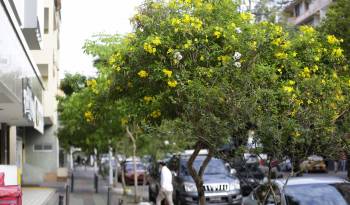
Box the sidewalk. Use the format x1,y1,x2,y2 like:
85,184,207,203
22,187,56,205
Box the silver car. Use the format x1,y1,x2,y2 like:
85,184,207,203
243,176,350,205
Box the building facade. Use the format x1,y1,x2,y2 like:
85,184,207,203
283,0,332,26
0,0,61,185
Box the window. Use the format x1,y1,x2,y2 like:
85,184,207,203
294,3,301,17
33,144,53,152
44,8,49,34
305,1,310,11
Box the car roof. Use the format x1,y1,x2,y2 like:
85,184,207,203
274,176,348,188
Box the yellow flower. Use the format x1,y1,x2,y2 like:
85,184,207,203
144,42,156,54
299,67,311,78
183,14,191,24
287,80,295,85
332,48,344,58
138,70,149,78
291,51,297,57
217,55,231,64
327,35,339,45
167,80,178,88
183,40,193,49
84,111,94,123
205,3,213,11
151,36,161,46
87,79,97,88
143,96,154,103
121,117,128,126
150,110,161,118
240,12,253,21
275,52,288,59
274,25,283,35
171,18,181,26
272,38,282,46
213,31,222,39
162,69,173,78
293,131,301,138
299,25,315,34
282,86,294,93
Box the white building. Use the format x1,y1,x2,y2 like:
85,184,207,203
283,0,332,26
0,0,62,185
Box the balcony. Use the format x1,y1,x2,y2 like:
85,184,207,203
22,0,44,50
284,0,332,26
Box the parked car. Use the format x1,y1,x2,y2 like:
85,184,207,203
300,155,327,173
235,163,265,197
243,176,350,205
149,150,242,205
123,161,147,185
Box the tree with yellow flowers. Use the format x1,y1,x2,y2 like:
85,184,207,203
80,0,350,204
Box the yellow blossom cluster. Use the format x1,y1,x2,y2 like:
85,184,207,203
150,110,161,118
167,80,178,88
282,86,294,93
171,15,203,32
331,47,344,58
240,12,253,21
121,117,128,126
138,70,149,78
327,35,342,45
217,55,231,65
213,27,223,39
84,111,94,123
183,40,193,49
162,69,172,78
275,52,288,59
143,96,155,104
299,67,311,78
143,36,161,54
87,79,97,88
299,25,315,34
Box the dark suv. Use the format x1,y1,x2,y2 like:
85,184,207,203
149,153,242,205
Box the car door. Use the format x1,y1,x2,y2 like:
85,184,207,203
244,184,282,205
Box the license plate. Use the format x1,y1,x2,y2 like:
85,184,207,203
210,197,222,202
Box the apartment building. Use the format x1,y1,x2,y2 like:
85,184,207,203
283,0,332,26
0,0,61,184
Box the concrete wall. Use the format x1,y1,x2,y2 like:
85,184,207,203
23,125,59,184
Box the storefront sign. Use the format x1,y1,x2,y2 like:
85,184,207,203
34,96,44,134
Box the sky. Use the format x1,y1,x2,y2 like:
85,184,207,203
60,0,144,77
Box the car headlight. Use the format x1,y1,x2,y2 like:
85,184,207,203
229,180,240,190
184,182,197,192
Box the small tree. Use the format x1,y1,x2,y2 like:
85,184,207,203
83,0,350,204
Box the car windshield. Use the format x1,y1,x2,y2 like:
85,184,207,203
180,157,228,176
125,163,145,171
285,183,350,205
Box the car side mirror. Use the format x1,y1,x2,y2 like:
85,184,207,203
171,171,177,177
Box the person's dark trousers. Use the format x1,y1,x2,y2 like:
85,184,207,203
347,154,350,179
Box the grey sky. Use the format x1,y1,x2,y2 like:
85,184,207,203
60,0,143,77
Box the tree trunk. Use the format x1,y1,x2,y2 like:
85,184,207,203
126,126,139,202
187,142,213,205
121,165,127,195
114,153,119,187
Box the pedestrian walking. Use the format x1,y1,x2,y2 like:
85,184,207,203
156,161,174,205
340,151,347,172
334,158,339,174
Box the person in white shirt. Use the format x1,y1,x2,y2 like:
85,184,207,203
156,161,174,205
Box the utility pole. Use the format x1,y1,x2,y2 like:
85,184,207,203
109,146,113,186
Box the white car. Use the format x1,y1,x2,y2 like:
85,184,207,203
243,176,350,205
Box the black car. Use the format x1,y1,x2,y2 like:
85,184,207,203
149,152,242,205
